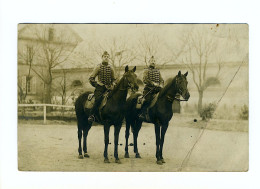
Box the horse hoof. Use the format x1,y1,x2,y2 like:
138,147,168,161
115,159,121,164
124,153,130,158
156,160,163,165
161,158,166,163
135,153,141,158
104,158,110,163
78,155,84,159
84,153,90,158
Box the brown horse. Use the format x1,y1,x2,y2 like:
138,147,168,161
124,71,190,164
75,65,139,163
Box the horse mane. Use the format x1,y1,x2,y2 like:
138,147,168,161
158,76,177,99
109,73,126,96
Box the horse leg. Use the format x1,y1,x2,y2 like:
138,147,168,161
124,121,130,158
103,124,111,163
114,123,122,163
83,126,91,158
78,128,83,159
134,121,142,158
160,123,169,163
154,124,162,165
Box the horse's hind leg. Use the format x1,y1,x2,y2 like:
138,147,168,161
133,121,142,158
103,124,111,163
83,125,91,158
78,127,83,159
124,121,130,158
114,123,122,163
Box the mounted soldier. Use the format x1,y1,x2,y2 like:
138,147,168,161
88,51,116,122
139,56,164,120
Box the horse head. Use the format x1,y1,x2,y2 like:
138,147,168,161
122,65,139,92
175,71,190,100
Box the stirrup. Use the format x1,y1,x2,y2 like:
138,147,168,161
138,113,146,120
88,115,95,122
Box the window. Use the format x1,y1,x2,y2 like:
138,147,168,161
27,78,31,93
21,76,36,94
72,80,83,88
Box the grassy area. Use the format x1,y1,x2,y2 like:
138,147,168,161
18,113,248,133
173,114,248,132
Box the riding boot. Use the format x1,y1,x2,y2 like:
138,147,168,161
139,100,150,120
88,97,102,122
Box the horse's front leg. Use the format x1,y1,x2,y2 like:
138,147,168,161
124,121,131,158
154,124,162,165
83,125,91,158
114,123,122,163
160,122,169,163
103,124,111,163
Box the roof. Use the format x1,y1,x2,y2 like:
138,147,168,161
18,24,83,43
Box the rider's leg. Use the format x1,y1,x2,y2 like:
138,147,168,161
88,85,106,122
139,88,153,119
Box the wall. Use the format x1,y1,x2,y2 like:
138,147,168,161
51,61,249,108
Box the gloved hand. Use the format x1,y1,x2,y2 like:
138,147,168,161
106,83,115,90
90,81,98,87
154,84,162,92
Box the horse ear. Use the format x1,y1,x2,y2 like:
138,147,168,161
178,71,181,77
132,66,136,72
125,65,129,73
184,71,188,77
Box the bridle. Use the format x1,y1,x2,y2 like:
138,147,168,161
167,76,188,102
120,73,136,92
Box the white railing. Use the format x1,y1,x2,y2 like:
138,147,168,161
18,104,75,124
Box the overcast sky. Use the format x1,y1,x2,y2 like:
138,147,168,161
68,24,248,65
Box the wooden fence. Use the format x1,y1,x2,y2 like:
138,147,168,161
18,104,75,124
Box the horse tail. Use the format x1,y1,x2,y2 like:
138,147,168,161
75,91,92,119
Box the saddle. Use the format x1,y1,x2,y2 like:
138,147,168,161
136,93,159,109
84,92,109,111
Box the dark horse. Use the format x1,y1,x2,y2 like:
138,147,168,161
124,71,190,164
75,65,139,163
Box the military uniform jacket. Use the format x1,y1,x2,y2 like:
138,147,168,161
89,62,116,87
143,67,164,88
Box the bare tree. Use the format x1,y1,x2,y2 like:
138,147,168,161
88,37,138,78
180,29,222,114
53,69,82,105
137,32,185,68
30,25,79,104
18,41,38,103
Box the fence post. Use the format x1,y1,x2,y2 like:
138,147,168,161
43,105,46,124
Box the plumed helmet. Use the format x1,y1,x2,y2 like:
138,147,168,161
102,51,110,57
149,56,156,66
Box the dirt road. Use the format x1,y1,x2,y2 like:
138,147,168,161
18,117,248,172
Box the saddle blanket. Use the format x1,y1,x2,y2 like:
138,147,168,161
136,93,159,109
84,92,108,110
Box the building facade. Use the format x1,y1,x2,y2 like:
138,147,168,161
18,24,83,103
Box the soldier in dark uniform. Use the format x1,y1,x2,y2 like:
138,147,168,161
139,56,164,120
88,51,116,122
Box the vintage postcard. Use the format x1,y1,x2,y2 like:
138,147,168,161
17,24,248,172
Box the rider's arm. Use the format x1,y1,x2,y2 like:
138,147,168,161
110,65,117,83
89,65,99,87
159,72,164,86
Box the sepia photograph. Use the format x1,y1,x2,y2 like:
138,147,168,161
17,23,248,172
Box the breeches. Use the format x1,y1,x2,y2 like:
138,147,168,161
92,85,107,114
